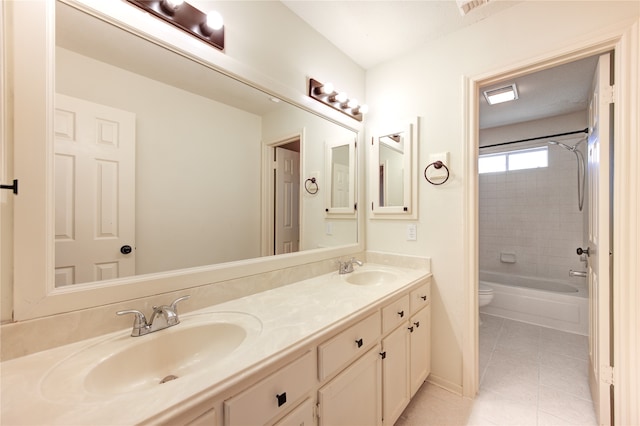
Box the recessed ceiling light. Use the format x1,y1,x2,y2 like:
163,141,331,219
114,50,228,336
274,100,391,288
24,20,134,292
483,83,519,105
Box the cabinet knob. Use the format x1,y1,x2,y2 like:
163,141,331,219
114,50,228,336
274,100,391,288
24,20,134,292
398,310,405,318
379,351,387,360
276,392,287,407
414,321,420,328
420,295,427,301
355,338,364,348
408,326,414,333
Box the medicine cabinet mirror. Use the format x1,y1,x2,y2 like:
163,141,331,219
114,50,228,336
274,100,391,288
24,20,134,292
370,118,418,219
325,138,356,215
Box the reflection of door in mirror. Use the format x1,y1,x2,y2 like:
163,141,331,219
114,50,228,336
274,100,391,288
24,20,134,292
378,136,405,207
274,145,300,254
331,144,350,208
54,94,136,286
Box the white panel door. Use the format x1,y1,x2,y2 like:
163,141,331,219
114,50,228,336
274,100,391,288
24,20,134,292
54,94,136,285
275,147,300,255
587,53,612,425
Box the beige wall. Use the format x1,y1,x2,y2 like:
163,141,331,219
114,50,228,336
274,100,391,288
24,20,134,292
365,1,640,392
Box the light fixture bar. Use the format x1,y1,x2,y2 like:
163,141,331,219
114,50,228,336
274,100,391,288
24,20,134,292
126,0,224,51
308,79,366,122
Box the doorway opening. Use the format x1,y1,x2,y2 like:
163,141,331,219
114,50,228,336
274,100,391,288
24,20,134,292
264,136,302,256
471,51,615,425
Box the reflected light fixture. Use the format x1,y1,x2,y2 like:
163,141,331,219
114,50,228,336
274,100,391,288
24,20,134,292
483,83,519,105
126,0,224,51
309,78,367,122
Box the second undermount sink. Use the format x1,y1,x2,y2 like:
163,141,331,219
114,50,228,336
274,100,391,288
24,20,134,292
344,270,398,286
40,311,262,402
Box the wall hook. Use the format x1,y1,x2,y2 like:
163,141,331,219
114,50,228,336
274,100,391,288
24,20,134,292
0,179,18,194
424,161,449,185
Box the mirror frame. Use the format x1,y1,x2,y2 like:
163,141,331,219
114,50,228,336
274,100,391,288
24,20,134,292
370,118,418,219
11,0,363,321
325,137,357,215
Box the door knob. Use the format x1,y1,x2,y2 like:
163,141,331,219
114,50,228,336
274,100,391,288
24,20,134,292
120,245,133,255
576,247,590,256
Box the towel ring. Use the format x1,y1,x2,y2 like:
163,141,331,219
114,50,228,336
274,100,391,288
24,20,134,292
305,177,319,194
424,161,450,185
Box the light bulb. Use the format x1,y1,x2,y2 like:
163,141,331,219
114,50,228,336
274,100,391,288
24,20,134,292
335,92,348,103
347,99,358,109
321,82,334,95
160,0,184,14
205,10,224,31
359,104,369,114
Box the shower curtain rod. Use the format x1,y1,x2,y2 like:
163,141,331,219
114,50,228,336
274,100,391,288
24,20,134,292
479,128,588,150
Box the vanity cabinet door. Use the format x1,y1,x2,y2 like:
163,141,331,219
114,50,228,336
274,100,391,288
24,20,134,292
318,345,382,426
409,305,431,397
381,323,410,426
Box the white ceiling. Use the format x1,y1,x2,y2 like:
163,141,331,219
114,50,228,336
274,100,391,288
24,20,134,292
281,0,598,129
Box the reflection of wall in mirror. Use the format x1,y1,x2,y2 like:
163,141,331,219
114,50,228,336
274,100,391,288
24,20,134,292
261,106,358,251
56,48,262,276
331,145,350,208
379,144,404,207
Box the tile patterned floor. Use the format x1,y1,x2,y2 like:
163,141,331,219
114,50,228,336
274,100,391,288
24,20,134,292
395,314,597,426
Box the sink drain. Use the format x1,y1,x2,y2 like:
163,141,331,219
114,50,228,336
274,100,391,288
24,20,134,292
159,375,179,384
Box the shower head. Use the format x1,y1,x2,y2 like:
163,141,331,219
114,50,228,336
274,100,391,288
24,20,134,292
548,140,575,151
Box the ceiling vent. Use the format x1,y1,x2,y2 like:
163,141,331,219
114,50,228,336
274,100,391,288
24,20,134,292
456,0,490,16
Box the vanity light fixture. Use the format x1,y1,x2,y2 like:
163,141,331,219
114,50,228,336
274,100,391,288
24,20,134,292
309,78,367,122
483,83,519,105
126,0,224,51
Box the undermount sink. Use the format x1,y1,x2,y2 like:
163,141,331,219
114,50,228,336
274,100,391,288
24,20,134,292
40,311,262,402
344,270,398,286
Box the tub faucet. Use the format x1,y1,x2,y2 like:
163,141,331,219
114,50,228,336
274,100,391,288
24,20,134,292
117,295,190,337
338,258,363,274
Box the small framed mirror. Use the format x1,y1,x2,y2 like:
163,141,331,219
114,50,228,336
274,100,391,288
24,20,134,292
370,118,418,219
325,137,356,215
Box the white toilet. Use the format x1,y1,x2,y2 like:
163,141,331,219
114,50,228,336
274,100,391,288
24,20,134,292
478,285,494,325
478,284,494,308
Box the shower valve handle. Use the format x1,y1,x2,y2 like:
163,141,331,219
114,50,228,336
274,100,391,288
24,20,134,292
576,247,590,256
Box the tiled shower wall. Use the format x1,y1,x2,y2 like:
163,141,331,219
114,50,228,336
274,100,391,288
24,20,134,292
479,112,588,284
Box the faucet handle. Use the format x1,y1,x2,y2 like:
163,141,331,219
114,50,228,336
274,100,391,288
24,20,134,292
169,295,191,314
116,310,148,336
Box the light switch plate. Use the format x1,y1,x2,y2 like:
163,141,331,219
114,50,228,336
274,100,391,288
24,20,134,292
407,224,417,241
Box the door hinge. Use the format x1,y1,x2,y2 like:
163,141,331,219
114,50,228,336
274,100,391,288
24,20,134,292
605,84,615,104
315,402,320,419
371,136,374,145
601,365,614,385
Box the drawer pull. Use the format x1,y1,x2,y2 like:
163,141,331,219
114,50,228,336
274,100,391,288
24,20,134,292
408,326,414,333
276,392,287,407
379,351,386,359
414,321,420,328
398,310,405,318
355,338,364,348
420,295,427,301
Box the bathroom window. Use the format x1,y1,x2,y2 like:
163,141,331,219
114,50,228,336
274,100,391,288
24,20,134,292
479,147,548,174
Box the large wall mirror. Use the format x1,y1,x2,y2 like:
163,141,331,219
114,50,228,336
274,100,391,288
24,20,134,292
370,118,418,219
11,0,360,320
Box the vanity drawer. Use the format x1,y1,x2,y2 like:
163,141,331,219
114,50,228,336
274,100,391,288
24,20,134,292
318,311,381,381
410,281,431,314
224,351,315,426
382,295,410,334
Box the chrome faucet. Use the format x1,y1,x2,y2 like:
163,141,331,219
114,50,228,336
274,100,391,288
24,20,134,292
338,258,363,274
117,295,190,337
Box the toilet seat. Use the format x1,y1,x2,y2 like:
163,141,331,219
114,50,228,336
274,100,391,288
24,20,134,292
479,284,493,294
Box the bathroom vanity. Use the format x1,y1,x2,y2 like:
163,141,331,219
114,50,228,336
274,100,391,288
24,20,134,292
0,264,431,425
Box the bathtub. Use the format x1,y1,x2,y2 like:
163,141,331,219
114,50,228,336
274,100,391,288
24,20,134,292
479,270,588,335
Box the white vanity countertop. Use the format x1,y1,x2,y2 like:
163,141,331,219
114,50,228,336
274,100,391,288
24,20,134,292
0,264,430,425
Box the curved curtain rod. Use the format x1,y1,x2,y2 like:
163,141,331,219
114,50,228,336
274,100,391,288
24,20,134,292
479,128,588,150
